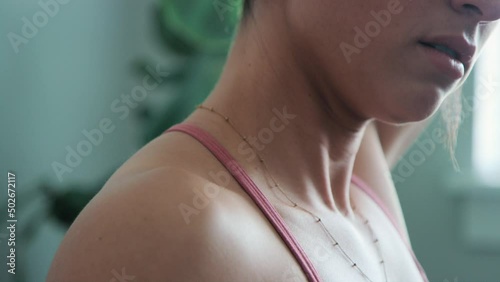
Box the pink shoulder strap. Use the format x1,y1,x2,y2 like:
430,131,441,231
165,123,322,282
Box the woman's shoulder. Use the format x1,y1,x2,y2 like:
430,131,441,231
48,133,288,281
44,167,202,279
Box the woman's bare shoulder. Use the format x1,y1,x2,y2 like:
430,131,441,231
47,165,245,281
47,130,291,282
43,167,197,279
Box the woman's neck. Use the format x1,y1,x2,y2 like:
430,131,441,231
198,13,371,215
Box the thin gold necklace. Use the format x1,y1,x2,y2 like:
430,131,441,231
197,104,388,282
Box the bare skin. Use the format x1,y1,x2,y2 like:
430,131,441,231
47,0,500,281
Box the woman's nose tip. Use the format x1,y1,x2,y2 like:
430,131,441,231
451,0,500,22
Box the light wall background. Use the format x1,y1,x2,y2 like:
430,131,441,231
1,1,160,281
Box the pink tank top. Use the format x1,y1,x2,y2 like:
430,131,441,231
164,123,429,282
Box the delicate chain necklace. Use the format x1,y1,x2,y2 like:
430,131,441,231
197,104,388,282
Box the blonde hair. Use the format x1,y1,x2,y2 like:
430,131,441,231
440,88,463,171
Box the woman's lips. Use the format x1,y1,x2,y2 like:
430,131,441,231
417,42,465,80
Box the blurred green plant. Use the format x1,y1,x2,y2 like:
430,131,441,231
138,0,244,142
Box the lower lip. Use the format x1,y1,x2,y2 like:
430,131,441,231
417,43,465,79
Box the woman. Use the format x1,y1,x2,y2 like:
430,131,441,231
47,0,500,281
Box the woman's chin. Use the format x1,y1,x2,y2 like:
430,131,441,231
380,101,441,124
387,89,447,123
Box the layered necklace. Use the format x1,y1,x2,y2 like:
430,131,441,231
197,104,388,282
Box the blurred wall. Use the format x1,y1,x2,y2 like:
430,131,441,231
1,0,159,281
